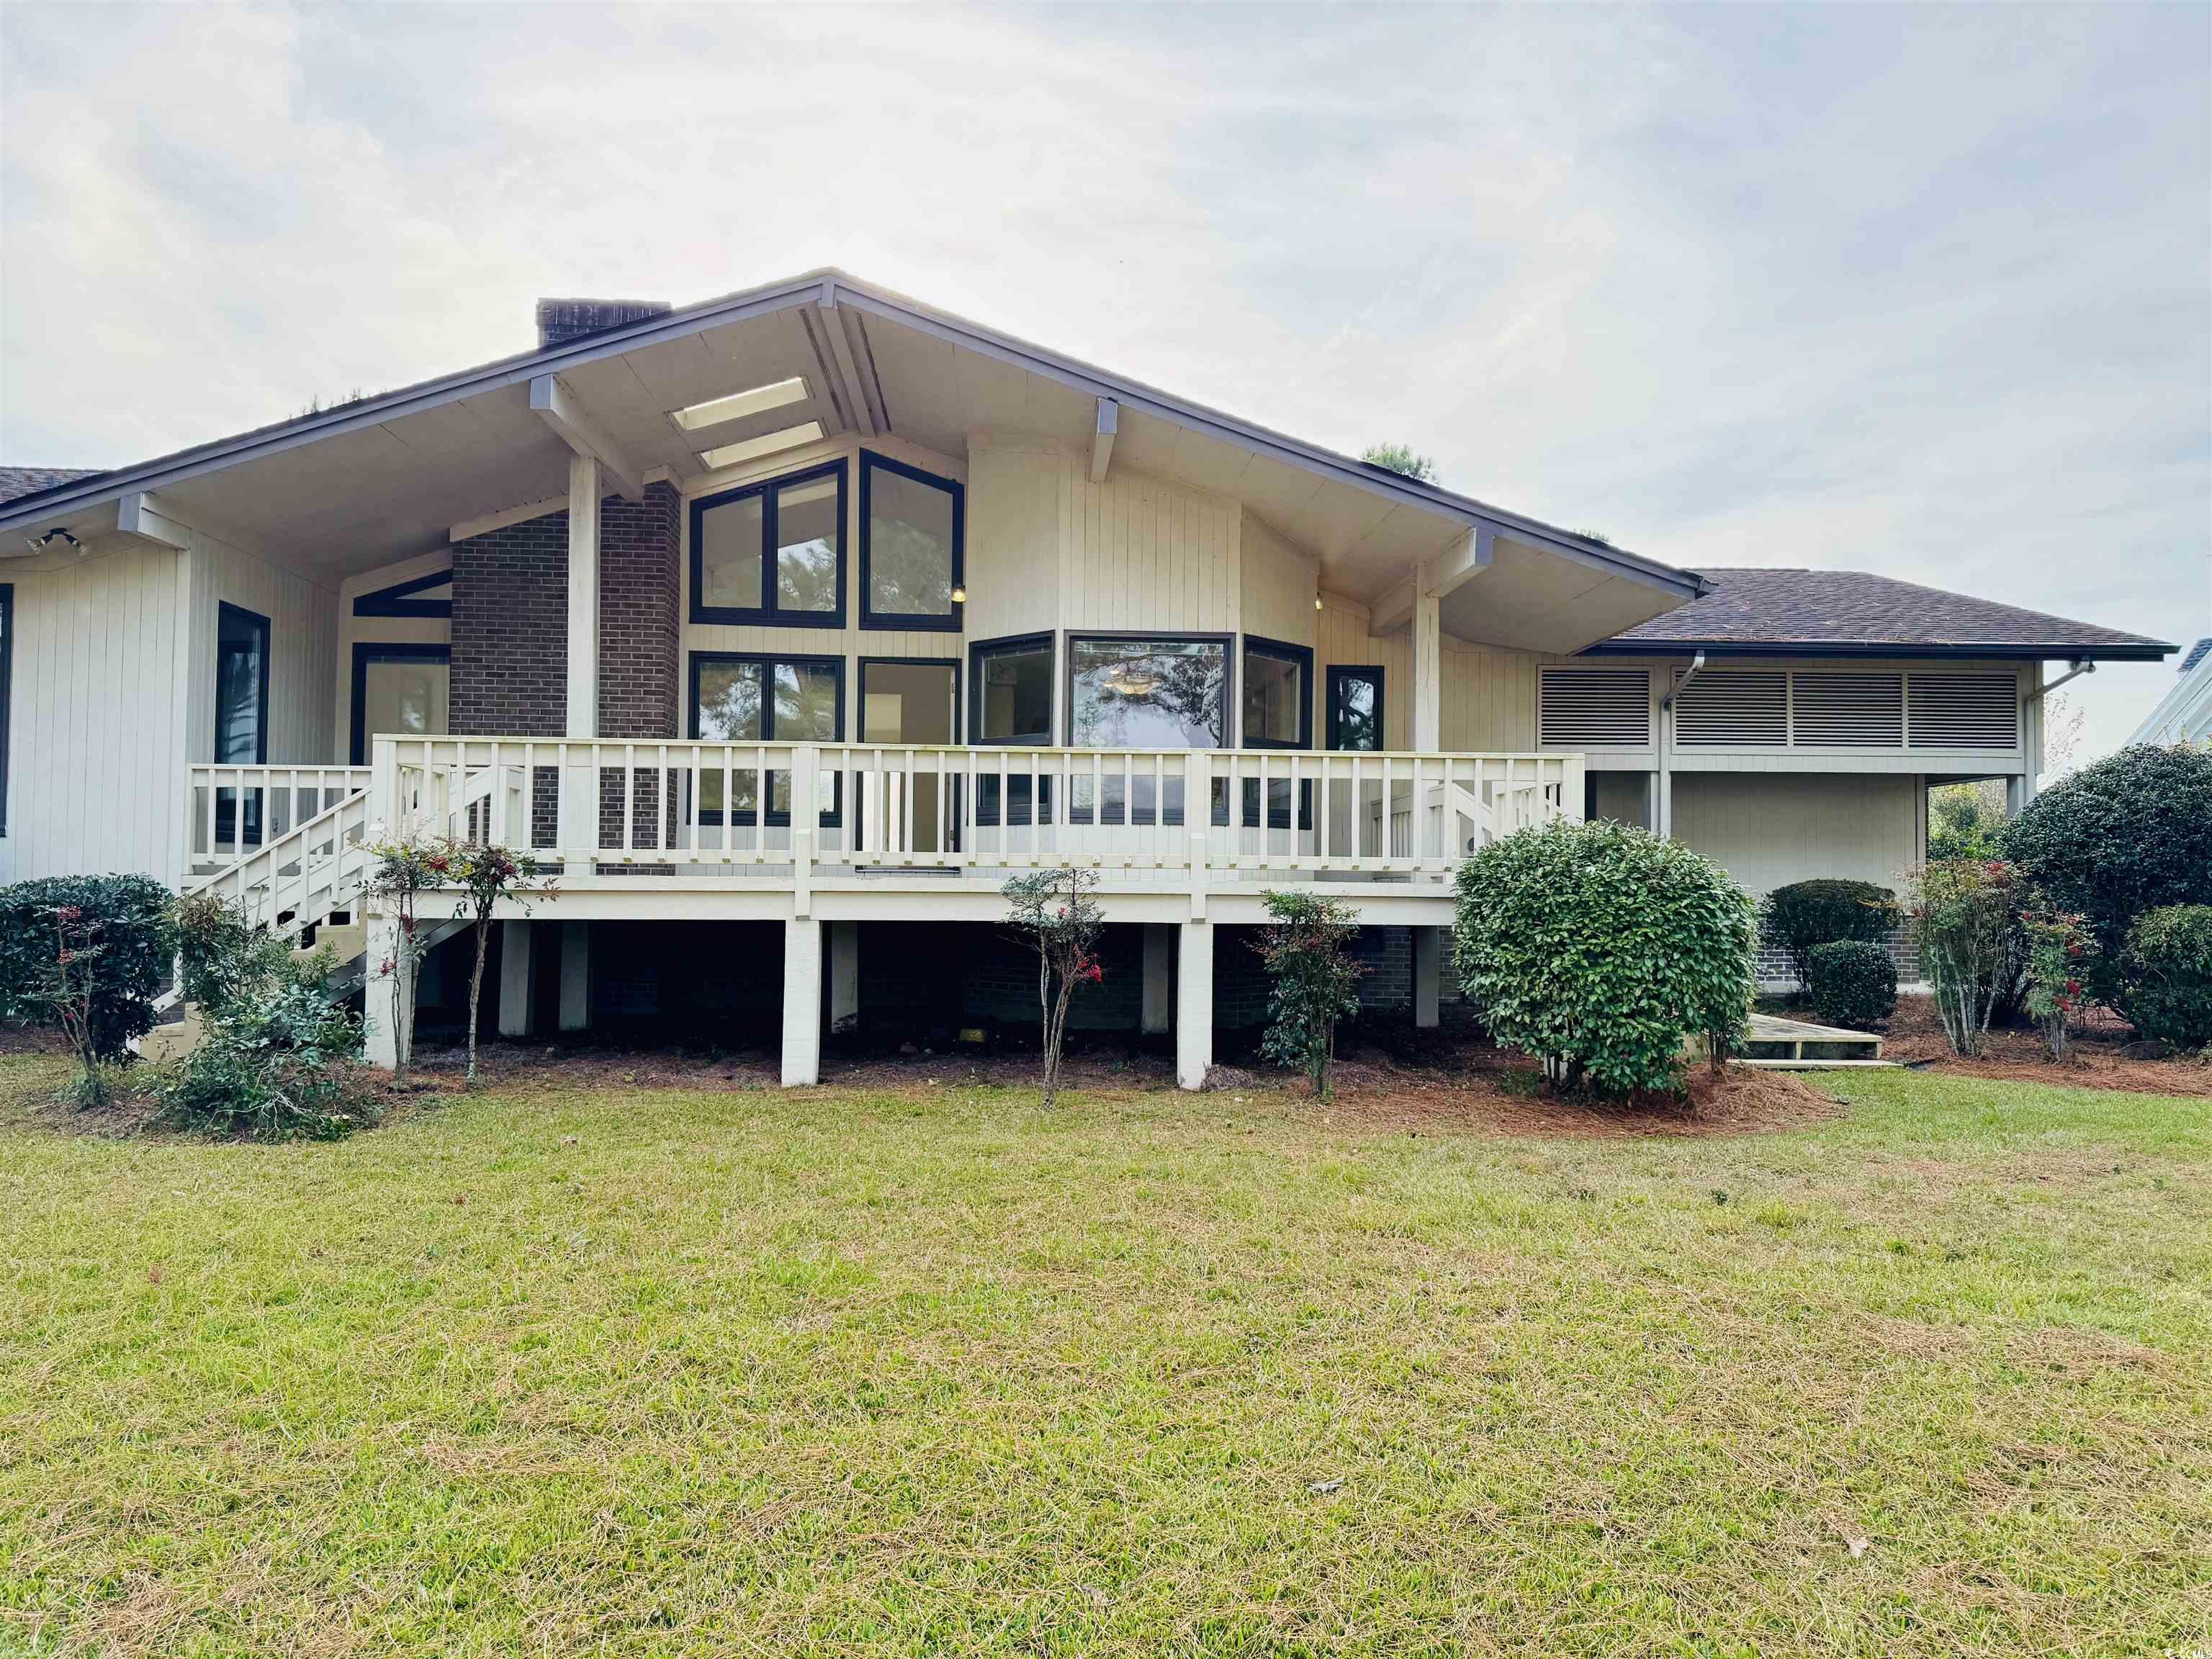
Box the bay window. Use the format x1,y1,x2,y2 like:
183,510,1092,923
689,461,846,626
688,652,843,824
860,451,963,630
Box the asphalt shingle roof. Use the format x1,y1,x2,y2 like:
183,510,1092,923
0,466,103,506
1595,567,2172,660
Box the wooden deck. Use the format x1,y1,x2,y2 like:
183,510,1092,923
1737,1013,1894,1069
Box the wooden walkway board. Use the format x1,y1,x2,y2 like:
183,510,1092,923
1737,1013,1892,1067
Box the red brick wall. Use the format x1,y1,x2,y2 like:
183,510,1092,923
451,510,567,737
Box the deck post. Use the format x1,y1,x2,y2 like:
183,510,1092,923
1175,920,1213,1089
782,915,824,1086
1412,585,1442,752
497,919,535,1038
364,907,399,1070
1141,924,1172,1035
557,920,590,1032
1413,927,1442,1029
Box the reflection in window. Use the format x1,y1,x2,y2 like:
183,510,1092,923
1242,638,1310,749
1068,636,1227,749
352,647,450,764
214,603,269,847
690,462,845,625
863,454,961,627
971,634,1053,743
1327,665,1384,752
690,654,842,822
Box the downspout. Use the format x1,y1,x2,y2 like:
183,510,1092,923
1655,650,1705,837
2020,658,2090,809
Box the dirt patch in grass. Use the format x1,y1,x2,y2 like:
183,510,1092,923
1876,995,2212,1097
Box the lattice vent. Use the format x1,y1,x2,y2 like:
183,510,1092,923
1539,667,1651,747
1792,673,1905,747
1673,670,1786,746
1909,673,2018,749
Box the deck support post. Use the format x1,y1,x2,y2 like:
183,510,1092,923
1412,586,1442,753
498,919,536,1038
1413,926,1442,1029
364,908,400,1071
783,916,823,1087
1175,920,1213,1089
558,920,590,1032
1141,924,1172,1035
828,920,860,1033
564,454,601,881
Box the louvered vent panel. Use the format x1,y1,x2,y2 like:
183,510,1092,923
1791,673,1904,747
1909,674,2019,749
1538,668,1650,747
1673,670,1787,746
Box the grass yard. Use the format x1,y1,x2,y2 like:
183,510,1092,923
0,1057,2206,1657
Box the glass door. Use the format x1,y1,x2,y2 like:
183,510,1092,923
352,645,451,765
214,603,270,845
859,659,958,857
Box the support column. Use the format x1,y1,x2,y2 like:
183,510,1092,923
827,920,860,1033
783,916,824,1087
1413,927,1441,1030
364,909,400,1070
497,919,536,1038
1412,585,1442,752
558,919,590,1032
1175,920,1213,1090
1141,924,1172,1035
565,454,601,878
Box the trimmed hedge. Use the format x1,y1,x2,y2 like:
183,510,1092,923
0,874,174,1059
2120,905,2212,1051
2002,744,2212,1003
1454,818,1756,1095
1763,878,1894,989
1806,940,1897,1031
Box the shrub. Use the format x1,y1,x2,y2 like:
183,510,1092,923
2019,904,2097,1061
1806,940,1897,1030
175,890,297,1009
1905,860,2019,1056
1763,878,1894,990
0,874,173,1059
1252,891,1366,1099
1453,819,1755,1095
2002,744,2212,1002
156,978,377,1141
1928,781,2006,862
1002,866,1105,1107
2119,905,2212,1051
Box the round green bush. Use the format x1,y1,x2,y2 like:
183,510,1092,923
2002,744,2212,1002
1453,818,1756,1094
2119,905,2212,1051
1763,878,1894,989
0,873,174,1059
1805,939,1898,1030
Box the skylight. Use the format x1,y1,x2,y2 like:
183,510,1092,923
670,377,810,431
697,421,827,470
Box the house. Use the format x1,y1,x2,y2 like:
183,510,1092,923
2130,637,2212,747
0,270,2175,1083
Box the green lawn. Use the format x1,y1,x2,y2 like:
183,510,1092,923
1,1058,2206,1658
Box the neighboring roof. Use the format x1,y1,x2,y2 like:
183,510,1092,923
2180,638,2212,675
0,267,1697,601
0,466,102,505
1585,567,2173,662
2131,637,2212,745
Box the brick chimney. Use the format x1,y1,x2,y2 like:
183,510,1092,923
536,297,673,350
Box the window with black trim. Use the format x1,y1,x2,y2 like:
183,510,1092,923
688,652,843,825
214,603,271,846
1066,634,1231,827
1326,665,1385,751
1242,637,1312,749
968,633,1054,824
860,451,963,630
351,644,450,765
689,460,846,626
0,584,12,837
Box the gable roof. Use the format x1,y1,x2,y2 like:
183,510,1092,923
0,466,102,506
1586,567,2172,662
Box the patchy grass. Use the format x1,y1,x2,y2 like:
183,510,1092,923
0,1056,2206,1657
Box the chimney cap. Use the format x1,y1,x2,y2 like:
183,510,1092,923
536,297,673,350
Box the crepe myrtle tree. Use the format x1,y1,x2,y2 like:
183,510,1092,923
448,841,557,1084
1002,866,1105,1108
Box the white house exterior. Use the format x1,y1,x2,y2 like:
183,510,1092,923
0,270,2175,1083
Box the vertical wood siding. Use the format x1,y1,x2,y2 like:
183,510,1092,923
1671,772,1923,895
184,529,338,770
1238,512,1318,649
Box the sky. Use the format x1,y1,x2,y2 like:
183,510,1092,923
2,2,2206,764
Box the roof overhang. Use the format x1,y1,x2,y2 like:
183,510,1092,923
1579,639,2176,663
0,268,1704,649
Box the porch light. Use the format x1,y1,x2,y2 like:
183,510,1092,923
950,585,967,604
670,377,809,431
697,420,826,470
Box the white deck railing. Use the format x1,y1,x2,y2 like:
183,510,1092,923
185,765,374,868
374,737,1583,883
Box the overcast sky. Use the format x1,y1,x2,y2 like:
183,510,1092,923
3,3,2206,762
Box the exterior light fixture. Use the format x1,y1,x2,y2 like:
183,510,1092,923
670,377,809,431
950,585,968,604
697,421,826,470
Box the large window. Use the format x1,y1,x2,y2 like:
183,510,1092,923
689,461,846,626
351,644,450,765
0,584,11,837
969,633,1054,745
1242,637,1312,749
860,451,963,631
213,603,271,846
1066,634,1229,749
1326,665,1384,751
688,652,843,824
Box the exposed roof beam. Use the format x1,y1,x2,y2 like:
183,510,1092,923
529,374,645,503
815,285,876,439
114,490,189,549
1370,525,1493,634
1089,397,1118,483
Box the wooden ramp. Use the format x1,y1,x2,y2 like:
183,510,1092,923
1736,1013,1894,1069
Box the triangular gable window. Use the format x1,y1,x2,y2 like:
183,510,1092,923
353,569,452,619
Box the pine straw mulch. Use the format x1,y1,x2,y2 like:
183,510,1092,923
1864,996,2212,1099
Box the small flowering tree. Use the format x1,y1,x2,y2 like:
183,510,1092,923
2020,904,2097,1063
447,840,556,1084
1905,859,2019,1057
361,832,445,1077
1253,890,1366,1099
38,904,109,1107
1002,866,1105,1108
